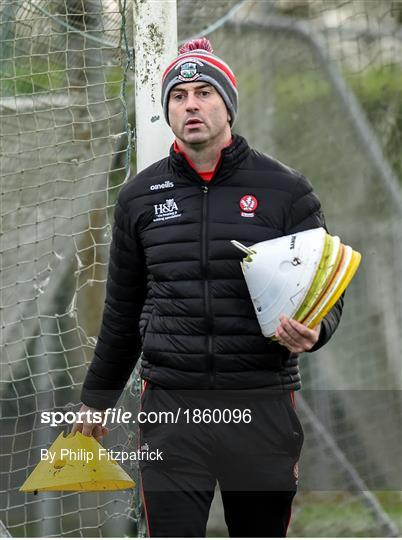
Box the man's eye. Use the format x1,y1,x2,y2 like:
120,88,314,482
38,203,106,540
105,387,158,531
200,91,210,97
172,94,183,100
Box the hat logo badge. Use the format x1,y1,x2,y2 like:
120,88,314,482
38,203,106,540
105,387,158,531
178,62,200,81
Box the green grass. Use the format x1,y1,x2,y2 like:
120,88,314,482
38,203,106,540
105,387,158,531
273,64,402,112
289,491,402,537
0,59,125,97
0,54,67,95
347,65,402,101
271,63,402,184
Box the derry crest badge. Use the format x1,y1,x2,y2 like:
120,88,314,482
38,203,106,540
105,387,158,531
239,195,258,217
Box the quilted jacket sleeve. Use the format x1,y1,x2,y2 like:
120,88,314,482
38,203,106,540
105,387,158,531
285,174,344,352
81,193,146,409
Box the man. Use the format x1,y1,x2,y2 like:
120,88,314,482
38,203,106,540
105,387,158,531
73,38,343,537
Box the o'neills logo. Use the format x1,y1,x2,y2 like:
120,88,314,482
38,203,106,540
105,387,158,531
153,198,182,222
150,180,174,191
290,235,296,250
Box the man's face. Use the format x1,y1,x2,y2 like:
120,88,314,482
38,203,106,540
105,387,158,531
168,82,231,145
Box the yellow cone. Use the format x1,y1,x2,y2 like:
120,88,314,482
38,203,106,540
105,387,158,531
20,432,135,492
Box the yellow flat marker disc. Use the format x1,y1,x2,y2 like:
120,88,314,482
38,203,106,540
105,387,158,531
305,246,361,328
306,248,361,328
293,234,332,320
298,236,343,324
300,243,347,325
307,249,361,328
300,241,345,325
294,234,340,321
303,244,351,326
314,235,343,300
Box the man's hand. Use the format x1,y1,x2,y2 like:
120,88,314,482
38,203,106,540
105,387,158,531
275,315,321,353
71,404,109,442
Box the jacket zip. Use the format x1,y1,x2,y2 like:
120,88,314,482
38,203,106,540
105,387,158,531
201,184,215,387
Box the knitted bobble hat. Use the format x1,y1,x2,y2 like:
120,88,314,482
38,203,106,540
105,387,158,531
161,38,238,126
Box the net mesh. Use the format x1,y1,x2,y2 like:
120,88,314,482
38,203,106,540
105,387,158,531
1,0,401,537
1,0,137,537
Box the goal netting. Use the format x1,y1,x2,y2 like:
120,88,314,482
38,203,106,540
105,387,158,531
1,0,401,537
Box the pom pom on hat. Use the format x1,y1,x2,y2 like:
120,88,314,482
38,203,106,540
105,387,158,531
178,38,214,54
162,38,238,126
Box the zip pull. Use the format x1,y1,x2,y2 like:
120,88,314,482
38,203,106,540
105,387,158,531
202,185,208,193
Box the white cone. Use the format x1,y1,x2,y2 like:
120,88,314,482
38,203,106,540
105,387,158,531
232,228,326,337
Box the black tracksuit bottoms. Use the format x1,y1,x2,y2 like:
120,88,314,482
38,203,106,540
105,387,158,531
139,383,304,537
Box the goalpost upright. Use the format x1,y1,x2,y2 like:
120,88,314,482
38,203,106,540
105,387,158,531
130,2,177,534
133,0,177,172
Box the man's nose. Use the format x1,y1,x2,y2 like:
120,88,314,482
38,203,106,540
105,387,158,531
185,94,199,111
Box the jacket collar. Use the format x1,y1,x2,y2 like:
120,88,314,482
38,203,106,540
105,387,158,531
169,134,250,184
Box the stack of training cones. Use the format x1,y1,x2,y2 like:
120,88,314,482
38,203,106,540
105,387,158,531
20,432,134,493
231,227,361,338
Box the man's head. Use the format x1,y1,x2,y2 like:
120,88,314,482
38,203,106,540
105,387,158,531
161,38,238,128
167,81,231,146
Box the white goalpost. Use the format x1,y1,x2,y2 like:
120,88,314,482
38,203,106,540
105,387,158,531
131,1,177,536
133,0,177,172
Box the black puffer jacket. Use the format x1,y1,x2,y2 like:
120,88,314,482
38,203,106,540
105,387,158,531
81,135,343,409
